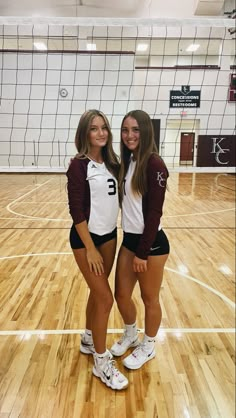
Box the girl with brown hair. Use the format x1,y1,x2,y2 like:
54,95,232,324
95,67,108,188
67,109,128,389
110,110,170,370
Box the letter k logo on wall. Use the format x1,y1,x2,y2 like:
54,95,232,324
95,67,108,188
211,137,230,165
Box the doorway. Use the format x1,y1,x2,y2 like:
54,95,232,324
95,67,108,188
151,119,160,151
180,132,195,165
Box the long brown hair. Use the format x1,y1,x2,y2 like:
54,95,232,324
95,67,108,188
119,110,158,196
74,109,119,179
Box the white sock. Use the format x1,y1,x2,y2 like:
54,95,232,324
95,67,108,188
95,350,107,358
94,350,110,367
142,334,156,352
84,329,93,341
125,322,138,338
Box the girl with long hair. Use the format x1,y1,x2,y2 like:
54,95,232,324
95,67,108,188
110,110,170,370
67,109,128,389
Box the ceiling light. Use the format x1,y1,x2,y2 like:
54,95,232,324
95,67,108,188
186,44,200,52
137,43,148,52
33,42,47,50
87,43,96,51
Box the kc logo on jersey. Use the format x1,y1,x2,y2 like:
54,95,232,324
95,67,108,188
156,172,166,187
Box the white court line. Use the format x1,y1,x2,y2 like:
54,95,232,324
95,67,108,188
5,179,68,221
0,328,234,336
0,217,70,221
2,190,234,222
0,253,234,336
12,201,67,204
165,208,235,218
0,252,71,260
0,252,235,309
0,205,234,222
6,179,52,212
166,267,235,308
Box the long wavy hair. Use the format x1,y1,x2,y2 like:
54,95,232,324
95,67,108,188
119,110,159,197
74,109,119,179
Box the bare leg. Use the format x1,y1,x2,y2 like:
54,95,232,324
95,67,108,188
115,246,138,324
79,238,117,332
137,254,169,337
72,238,117,353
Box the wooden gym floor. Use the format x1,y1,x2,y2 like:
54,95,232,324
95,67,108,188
0,172,235,418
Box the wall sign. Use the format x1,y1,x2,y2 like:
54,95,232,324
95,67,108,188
170,86,201,108
197,135,235,167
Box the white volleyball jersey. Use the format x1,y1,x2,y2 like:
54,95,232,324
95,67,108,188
120,154,169,259
67,157,119,235
86,160,119,234
122,159,145,233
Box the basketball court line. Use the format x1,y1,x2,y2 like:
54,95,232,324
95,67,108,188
0,328,234,337
0,218,70,221
5,178,61,221
8,201,67,204
166,267,235,308
2,177,235,221
2,178,235,222
1,205,235,222
164,208,235,218
0,252,234,309
0,226,234,231
0,217,69,221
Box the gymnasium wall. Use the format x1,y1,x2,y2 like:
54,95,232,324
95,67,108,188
0,22,235,172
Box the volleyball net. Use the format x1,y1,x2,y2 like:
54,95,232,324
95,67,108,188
0,17,235,172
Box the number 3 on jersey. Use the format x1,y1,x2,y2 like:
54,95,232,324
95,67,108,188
107,178,117,195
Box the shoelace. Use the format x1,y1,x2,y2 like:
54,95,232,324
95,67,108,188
118,330,136,344
131,346,141,358
104,360,121,378
131,343,147,358
132,342,155,358
82,340,93,346
118,331,128,343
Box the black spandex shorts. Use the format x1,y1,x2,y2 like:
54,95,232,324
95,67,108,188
70,224,117,250
122,229,170,256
